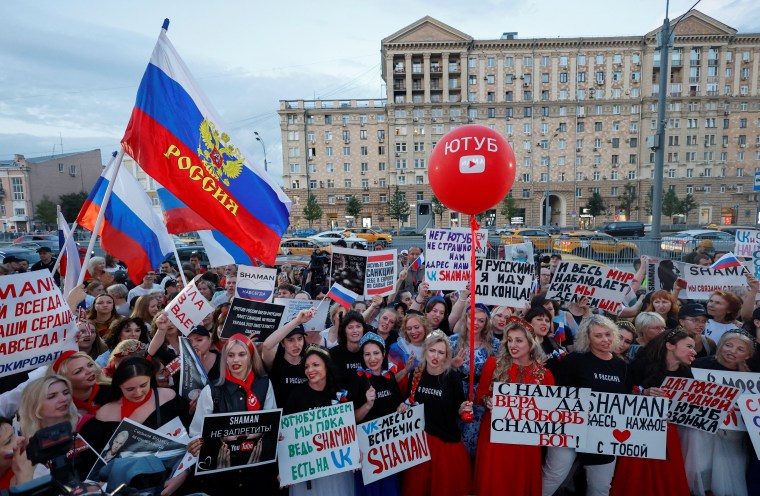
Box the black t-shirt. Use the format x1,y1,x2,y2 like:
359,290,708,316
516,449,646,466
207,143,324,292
349,374,402,422
269,349,307,407
406,369,464,443
556,352,628,393
329,345,363,387
284,383,342,415
626,356,693,391
692,356,733,371
371,327,399,349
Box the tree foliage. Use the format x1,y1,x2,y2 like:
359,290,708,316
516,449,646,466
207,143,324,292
585,192,606,217
58,191,88,222
302,194,322,227
680,193,697,223
617,184,637,219
500,194,519,223
431,196,446,226
387,186,410,228
345,195,363,221
662,189,681,217
34,195,57,228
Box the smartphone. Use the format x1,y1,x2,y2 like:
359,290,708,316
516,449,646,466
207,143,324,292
677,279,687,289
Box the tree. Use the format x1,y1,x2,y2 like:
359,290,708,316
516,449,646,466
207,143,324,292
680,193,697,223
499,193,519,225
387,186,410,229
345,195,363,226
59,191,88,222
662,189,681,218
302,194,322,227
585,192,606,218
643,186,654,216
431,196,446,226
617,184,637,219
34,195,57,229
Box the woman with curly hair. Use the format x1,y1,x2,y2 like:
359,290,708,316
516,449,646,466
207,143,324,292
645,290,680,329
474,316,553,495
96,318,149,367
399,330,472,496
449,303,499,458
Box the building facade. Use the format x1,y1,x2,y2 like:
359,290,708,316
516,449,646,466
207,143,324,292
280,11,760,230
0,149,103,232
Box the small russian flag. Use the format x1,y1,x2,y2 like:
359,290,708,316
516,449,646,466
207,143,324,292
411,254,425,271
326,283,359,309
553,318,566,344
711,252,743,271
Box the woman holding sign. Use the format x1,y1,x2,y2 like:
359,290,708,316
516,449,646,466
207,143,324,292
683,329,755,496
474,316,553,495
187,332,278,493
542,315,627,496
400,330,472,496
610,329,694,496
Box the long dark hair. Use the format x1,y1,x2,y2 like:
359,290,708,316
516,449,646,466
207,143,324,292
630,329,692,388
337,310,366,347
111,357,158,398
104,317,150,350
303,346,341,395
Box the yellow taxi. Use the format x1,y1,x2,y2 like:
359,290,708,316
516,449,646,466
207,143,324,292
342,227,393,247
278,237,333,256
703,224,759,235
499,228,556,251
552,231,638,260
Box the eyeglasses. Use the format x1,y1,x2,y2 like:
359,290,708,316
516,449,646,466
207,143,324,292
506,315,534,334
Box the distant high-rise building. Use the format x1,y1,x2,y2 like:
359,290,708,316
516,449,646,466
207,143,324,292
281,11,760,230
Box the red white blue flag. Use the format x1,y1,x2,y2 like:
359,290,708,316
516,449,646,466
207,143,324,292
57,210,81,298
76,150,174,284
121,21,291,265
326,283,359,309
711,252,743,271
411,254,425,271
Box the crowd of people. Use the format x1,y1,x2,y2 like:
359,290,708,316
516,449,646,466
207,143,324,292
1,241,760,496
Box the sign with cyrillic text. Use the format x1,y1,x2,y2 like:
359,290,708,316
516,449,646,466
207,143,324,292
738,394,760,459
365,250,397,297
474,259,534,307
546,262,635,314
692,369,760,431
221,298,285,342
660,377,738,433
165,280,214,335
424,228,488,290
676,262,748,300
236,265,277,302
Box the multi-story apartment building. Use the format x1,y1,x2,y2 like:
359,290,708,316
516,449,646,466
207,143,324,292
0,149,103,232
281,11,760,230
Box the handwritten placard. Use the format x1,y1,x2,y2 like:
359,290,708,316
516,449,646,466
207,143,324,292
474,259,534,307
357,405,429,484
490,384,590,448
692,369,760,430
164,280,214,335
660,377,738,433
278,403,360,486
424,228,488,290
546,262,635,314
738,394,760,459
734,230,760,258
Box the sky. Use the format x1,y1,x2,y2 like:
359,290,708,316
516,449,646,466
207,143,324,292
1,0,759,184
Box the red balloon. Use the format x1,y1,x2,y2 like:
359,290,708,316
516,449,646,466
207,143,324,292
428,124,516,215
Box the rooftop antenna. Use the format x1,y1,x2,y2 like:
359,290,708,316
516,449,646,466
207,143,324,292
51,143,56,157
59,132,64,155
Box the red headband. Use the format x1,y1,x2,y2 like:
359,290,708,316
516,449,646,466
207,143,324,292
52,350,78,374
228,333,255,358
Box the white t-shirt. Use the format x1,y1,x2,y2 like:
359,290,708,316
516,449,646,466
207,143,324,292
704,319,739,343
128,284,161,303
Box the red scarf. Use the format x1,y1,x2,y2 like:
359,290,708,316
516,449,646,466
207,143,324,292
225,369,261,411
74,385,100,415
0,468,14,491
121,389,153,419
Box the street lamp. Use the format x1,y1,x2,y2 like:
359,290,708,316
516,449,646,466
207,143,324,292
253,131,268,172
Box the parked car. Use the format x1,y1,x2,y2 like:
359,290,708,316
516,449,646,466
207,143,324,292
702,224,760,236
0,246,41,266
279,237,333,256
12,234,57,244
660,229,735,256
553,231,639,260
309,232,367,249
499,228,556,251
174,246,210,268
342,227,393,247
291,228,318,237
392,227,418,236
595,221,645,238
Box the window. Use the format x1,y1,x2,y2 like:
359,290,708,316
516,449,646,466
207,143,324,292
487,56,495,68
577,72,586,83
344,179,352,188
523,56,532,66
343,163,351,172
11,177,24,200
343,146,351,156
58,163,64,173
596,54,604,64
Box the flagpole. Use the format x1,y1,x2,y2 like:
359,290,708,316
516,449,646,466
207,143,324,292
51,209,78,276
171,240,189,287
77,149,125,286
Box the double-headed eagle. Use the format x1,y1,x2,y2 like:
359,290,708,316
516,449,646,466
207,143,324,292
197,118,244,186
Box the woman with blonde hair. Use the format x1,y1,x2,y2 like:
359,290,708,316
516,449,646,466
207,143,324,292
474,316,553,495
47,351,112,415
628,311,667,359
389,312,433,389
490,305,513,340
400,331,473,496
450,303,499,457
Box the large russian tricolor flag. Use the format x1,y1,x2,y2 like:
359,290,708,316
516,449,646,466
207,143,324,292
121,21,291,265
77,150,174,284
157,187,252,268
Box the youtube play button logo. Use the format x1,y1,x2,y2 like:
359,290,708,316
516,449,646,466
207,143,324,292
459,155,485,174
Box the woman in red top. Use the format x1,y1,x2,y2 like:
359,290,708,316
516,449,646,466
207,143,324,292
474,317,554,495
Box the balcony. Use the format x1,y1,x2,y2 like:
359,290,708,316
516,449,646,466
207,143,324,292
689,59,700,67
689,77,700,84
708,59,719,66
448,63,461,73
394,65,405,74
393,84,406,91
430,64,442,73
671,59,682,67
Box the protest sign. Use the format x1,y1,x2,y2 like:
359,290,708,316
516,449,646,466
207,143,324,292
738,394,760,459
489,384,591,448
500,241,534,262
178,336,208,402
236,265,277,302
660,377,738,433
220,298,285,342
424,227,488,290
85,418,187,487
0,270,77,377
164,280,214,335
278,402,360,486
675,262,748,299
474,259,534,307
275,298,329,334
692,369,760,430
156,417,196,477
546,262,635,314
195,409,281,476
645,256,681,293
577,392,668,459
331,246,368,298
735,229,760,258
365,250,397,297
357,405,429,484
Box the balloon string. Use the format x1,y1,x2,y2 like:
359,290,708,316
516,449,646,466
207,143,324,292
468,216,479,403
